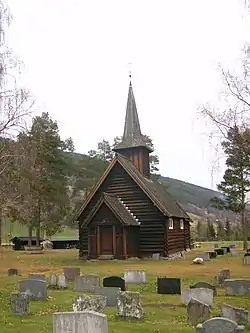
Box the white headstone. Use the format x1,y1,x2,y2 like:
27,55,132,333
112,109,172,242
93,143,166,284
53,311,108,333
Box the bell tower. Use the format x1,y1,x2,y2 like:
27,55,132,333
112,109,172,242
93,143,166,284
113,80,153,178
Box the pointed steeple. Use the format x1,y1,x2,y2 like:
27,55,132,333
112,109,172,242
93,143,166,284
113,81,153,152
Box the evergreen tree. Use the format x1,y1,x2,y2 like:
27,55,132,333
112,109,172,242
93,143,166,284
207,220,216,240
224,218,231,240
88,135,160,174
13,112,74,243
216,220,225,240
210,126,250,249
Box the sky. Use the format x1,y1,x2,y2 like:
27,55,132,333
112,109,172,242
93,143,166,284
6,0,250,190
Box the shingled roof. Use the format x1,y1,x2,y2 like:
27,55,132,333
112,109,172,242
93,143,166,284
83,192,140,226
117,154,190,219
75,154,190,221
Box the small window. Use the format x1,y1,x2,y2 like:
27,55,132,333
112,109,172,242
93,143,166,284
180,219,184,230
168,218,173,229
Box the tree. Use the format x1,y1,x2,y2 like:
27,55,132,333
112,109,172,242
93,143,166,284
0,2,34,244
216,220,225,240
225,218,231,240
13,112,73,244
210,127,250,249
201,46,250,250
207,220,216,240
88,135,160,174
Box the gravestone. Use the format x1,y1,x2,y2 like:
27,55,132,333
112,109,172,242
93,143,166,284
10,292,29,315
124,270,147,284
229,244,236,248
243,256,250,265
52,311,108,333
103,276,125,291
199,252,210,261
157,277,181,294
63,267,80,280
215,248,224,255
57,273,67,289
48,273,57,288
244,252,250,257
196,317,245,333
232,250,238,256
224,279,250,296
28,273,46,281
74,274,100,292
19,279,47,299
116,291,144,320
72,295,107,313
95,287,121,306
181,288,213,306
187,298,210,326
152,253,160,260
8,268,21,276
208,251,217,259
219,303,249,326
190,282,217,296
216,269,230,285
221,246,230,253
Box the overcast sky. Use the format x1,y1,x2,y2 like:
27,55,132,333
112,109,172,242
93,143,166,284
6,0,250,190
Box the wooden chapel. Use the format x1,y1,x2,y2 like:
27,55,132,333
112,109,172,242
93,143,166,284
75,80,191,259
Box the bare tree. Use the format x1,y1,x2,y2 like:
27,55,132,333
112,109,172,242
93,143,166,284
0,2,35,243
200,47,250,250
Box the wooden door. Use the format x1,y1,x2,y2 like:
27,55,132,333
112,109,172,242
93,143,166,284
100,226,113,255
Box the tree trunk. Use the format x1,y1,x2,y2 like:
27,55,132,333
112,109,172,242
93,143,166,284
242,207,248,251
36,226,40,247
28,226,32,246
0,208,2,246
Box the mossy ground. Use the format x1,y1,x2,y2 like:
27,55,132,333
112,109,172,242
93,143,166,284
0,246,249,333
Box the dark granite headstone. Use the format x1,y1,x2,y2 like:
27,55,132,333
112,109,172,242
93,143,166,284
244,252,250,257
208,251,217,259
157,277,181,294
221,246,230,253
103,276,125,291
215,248,224,255
190,281,217,296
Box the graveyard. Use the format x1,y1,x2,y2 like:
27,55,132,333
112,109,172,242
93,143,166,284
0,245,250,333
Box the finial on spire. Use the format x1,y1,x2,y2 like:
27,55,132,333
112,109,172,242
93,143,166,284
128,62,132,79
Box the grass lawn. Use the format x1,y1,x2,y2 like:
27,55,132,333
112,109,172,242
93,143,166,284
1,220,78,242
0,248,249,333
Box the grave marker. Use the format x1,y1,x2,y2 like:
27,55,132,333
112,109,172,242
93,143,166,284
219,303,249,326
181,288,213,306
10,292,29,316
187,298,210,326
95,287,121,306
103,276,125,291
157,277,181,294
19,279,47,300
116,291,144,320
63,267,80,280
53,311,108,333
196,317,245,333
74,274,100,292
124,270,147,284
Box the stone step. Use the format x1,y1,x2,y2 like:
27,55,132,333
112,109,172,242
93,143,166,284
98,255,114,260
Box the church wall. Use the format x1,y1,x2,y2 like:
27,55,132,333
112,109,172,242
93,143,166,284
79,162,166,257
165,217,191,254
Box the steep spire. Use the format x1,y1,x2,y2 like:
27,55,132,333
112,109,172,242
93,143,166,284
113,81,152,152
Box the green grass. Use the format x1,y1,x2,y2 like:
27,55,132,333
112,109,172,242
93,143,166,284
1,220,78,243
0,248,250,332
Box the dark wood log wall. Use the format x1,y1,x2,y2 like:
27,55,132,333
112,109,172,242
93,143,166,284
184,220,191,249
79,162,166,257
165,218,187,254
